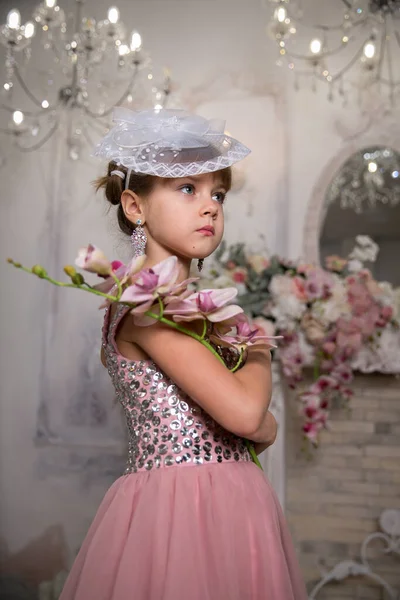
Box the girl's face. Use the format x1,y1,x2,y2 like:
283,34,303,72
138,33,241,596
130,172,227,267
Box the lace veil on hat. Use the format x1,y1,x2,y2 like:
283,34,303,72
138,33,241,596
93,107,251,178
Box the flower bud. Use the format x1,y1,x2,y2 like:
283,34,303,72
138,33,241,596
72,273,85,285
64,265,77,278
7,258,22,267
32,265,47,278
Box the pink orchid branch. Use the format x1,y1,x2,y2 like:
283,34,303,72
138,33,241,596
8,255,262,469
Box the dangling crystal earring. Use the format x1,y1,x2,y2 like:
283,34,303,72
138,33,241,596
131,219,147,257
197,259,204,272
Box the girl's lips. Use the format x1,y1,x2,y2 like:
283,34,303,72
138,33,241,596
197,226,215,236
197,229,214,236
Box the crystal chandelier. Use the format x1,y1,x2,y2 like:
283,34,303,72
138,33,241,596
0,0,171,158
326,146,400,212
267,0,400,107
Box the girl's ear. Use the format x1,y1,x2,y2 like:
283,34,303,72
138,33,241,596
120,190,146,225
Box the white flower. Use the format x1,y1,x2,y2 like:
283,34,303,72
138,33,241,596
312,277,350,325
377,281,397,308
349,235,379,264
347,258,363,273
297,331,315,364
270,274,294,297
270,295,306,324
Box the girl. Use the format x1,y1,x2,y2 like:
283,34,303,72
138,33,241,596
60,108,307,600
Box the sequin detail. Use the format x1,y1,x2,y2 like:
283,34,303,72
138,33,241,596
102,305,251,474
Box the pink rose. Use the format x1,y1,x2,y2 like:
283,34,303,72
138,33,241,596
292,276,307,301
325,255,347,272
252,316,276,337
232,267,248,283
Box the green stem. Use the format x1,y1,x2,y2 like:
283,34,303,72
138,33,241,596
111,272,123,299
157,296,164,319
145,310,225,365
231,349,244,373
144,309,262,471
313,351,321,380
200,318,207,340
245,440,263,469
22,266,118,301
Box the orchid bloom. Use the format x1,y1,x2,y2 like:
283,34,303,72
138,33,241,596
209,313,280,351
163,288,243,323
75,244,113,276
120,255,180,312
93,255,147,294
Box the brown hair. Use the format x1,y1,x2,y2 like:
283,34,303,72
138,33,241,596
94,160,232,236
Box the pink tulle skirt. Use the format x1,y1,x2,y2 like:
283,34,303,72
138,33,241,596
60,462,307,600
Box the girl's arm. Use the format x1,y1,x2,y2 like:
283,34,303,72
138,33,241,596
253,412,278,454
128,319,272,439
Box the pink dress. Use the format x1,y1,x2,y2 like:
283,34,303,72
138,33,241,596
60,305,307,600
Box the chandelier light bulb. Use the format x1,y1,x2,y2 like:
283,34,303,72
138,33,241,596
310,38,322,55
118,44,129,56
363,41,376,59
107,6,120,24
7,9,21,30
41,99,49,108
45,0,57,8
13,110,24,125
24,21,35,38
368,161,378,173
274,6,287,23
130,31,142,51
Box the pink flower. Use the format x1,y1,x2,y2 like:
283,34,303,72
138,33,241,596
232,267,248,283
164,288,243,323
302,421,323,445
292,276,307,301
310,375,338,394
376,305,393,327
331,363,353,385
336,317,363,353
303,268,334,301
347,279,375,316
93,255,147,294
210,313,281,351
120,255,179,312
279,340,305,387
322,341,336,355
252,316,276,337
325,255,347,272
75,244,112,276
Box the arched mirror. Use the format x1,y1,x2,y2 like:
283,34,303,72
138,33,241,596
319,146,400,285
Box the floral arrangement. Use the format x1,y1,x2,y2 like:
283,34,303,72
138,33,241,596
8,245,280,468
197,236,400,446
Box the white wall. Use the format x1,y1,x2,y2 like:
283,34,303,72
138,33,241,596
0,0,399,564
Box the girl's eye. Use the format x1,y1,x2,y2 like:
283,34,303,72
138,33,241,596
212,192,226,205
180,184,195,195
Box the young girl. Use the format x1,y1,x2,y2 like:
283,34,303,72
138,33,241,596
59,108,307,600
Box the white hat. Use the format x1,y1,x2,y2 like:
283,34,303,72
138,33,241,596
93,106,251,179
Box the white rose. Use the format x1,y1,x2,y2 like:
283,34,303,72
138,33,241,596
312,279,350,324
270,274,294,297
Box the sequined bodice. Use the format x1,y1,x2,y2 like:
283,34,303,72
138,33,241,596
102,304,251,474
